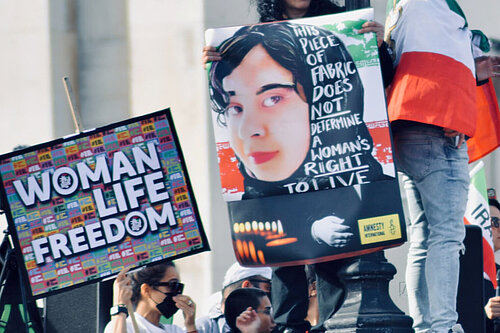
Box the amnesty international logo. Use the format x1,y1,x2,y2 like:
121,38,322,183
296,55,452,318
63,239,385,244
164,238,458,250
358,214,401,245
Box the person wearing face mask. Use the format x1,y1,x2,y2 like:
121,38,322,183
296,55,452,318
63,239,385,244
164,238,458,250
104,262,197,333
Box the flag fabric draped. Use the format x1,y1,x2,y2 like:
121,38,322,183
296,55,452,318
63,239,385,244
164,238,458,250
385,0,478,137
467,79,500,163
385,0,500,162
464,161,497,288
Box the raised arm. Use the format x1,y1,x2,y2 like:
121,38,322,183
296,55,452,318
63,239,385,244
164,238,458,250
110,267,133,333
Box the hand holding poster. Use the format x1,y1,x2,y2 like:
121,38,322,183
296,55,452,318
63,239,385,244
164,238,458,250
206,9,406,266
0,109,209,297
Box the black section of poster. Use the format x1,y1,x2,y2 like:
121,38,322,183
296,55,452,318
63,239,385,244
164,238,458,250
228,179,405,266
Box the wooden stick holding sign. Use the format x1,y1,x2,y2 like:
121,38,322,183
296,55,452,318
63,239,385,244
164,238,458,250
62,76,83,133
128,306,140,333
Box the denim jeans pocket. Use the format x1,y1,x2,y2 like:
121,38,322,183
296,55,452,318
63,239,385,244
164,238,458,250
395,138,432,181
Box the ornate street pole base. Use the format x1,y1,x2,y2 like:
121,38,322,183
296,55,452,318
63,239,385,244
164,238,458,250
324,251,414,333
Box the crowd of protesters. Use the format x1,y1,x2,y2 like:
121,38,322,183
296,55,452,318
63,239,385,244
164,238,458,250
105,0,500,332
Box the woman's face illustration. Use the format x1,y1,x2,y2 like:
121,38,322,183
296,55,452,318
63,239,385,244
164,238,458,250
222,44,310,182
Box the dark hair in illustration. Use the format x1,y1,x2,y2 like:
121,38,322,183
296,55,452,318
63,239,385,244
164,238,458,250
210,23,312,127
254,0,343,23
224,287,268,333
209,22,385,198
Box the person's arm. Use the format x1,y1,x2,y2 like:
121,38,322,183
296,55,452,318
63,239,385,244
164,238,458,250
110,268,133,333
173,294,197,332
358,21,384,48
475,55,500,85
201,46,221,69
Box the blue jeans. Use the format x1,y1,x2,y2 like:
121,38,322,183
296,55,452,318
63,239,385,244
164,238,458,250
393,125,469,333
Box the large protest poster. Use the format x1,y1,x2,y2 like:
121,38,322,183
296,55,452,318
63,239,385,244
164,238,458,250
206,8,406,266
0,109,209,298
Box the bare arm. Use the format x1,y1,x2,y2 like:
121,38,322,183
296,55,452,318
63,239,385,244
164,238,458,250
476,55,500,82
201,46,221,69
111,267,133,333
358,21,384,47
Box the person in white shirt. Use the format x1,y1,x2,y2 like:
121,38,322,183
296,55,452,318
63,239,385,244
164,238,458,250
105,262,197,333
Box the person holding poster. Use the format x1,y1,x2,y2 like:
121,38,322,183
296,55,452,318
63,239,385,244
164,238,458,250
203,1,394,83
385,1,500,332
208,21,392,332
209,22,387,202
104,262,197,333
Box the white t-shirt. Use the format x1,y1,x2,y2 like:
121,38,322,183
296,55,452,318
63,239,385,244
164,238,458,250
104,313,185,333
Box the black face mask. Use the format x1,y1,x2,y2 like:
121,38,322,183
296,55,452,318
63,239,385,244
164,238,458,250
156,294,179,319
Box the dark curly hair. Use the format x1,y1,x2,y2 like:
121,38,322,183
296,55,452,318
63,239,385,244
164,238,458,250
254,0,343,23
130,262,176,305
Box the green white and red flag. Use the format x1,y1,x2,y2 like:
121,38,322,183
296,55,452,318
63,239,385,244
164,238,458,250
464,161,497,288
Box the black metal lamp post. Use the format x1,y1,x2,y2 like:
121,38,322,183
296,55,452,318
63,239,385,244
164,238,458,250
324,251,414,332
324,1,414,331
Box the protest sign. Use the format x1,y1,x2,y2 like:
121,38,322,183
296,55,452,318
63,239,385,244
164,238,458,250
0,109,209,297
206,8,405,266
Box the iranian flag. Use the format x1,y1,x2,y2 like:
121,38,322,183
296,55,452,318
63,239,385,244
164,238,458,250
385,0,478,137
464,161,497,288
467,79,500,163
385,0,500,162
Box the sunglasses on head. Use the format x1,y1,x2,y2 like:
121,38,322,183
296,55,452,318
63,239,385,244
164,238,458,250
153,281,184,295
492,217,500,228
